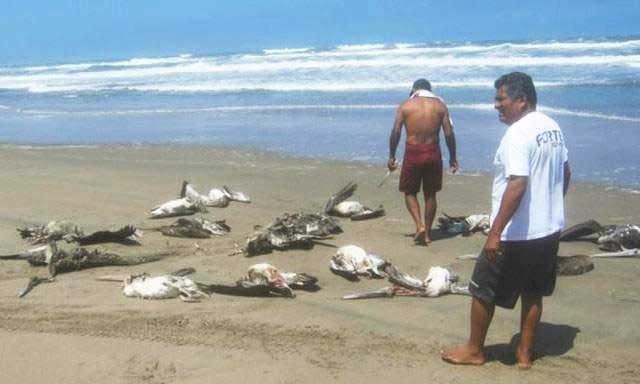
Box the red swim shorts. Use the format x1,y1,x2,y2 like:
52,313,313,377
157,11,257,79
399,143,443,194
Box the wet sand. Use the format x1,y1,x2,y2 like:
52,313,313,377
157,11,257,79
0,144,639,384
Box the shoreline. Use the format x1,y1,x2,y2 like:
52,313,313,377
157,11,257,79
2,141,639,194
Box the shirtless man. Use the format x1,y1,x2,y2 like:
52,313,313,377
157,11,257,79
388,79,458,245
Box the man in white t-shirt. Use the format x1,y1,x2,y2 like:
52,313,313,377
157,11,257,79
442,72,571,369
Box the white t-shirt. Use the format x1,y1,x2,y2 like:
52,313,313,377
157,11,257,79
491,111,568,241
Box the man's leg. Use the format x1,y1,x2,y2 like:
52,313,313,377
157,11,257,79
404,193,424,239
517,293,542,369
423,190,437,243
441,296,495,365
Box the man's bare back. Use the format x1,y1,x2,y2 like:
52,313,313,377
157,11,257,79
399,96,452,146
389,90,457,172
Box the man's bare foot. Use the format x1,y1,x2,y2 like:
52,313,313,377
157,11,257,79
516,347,533,370
414,227,427,245
424,234,433,245
441,344,486,366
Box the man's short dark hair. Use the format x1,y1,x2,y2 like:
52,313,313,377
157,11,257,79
494,72,537,106
412,78,432,92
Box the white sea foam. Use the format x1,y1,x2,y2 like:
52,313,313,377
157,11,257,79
263,47,313,54
22,55,195,72
1,52,638,94
448,103,640,122
16,103,640,123
336,43,386,51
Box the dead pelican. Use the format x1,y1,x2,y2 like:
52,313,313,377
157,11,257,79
437,213,490,236
560,220,640,254
181,181,251,207
324,182,385,221
204,263,319,298
598,224,640,252
243,212,342,256
150,197,206,219
98,270,208,302
329,245,390,280
1,242,166,276
158,217,230,238
342,265,469,300
556,255,594,276
17,221,140,245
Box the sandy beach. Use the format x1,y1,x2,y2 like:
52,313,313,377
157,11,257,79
0,144,639,384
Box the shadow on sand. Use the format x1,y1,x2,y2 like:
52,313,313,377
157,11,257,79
404,229,465,243
485,322,580,365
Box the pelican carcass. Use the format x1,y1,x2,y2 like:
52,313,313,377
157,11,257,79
560,220,640,255
122,274,208,301
342,265,469,300
98,269,208,302
324,182,385,221
158,217,230,238
150,197,206,219
437,213,490,236
205,263,319,298
244,212,342,256
181,181,251,207
17,221,140,245
329,245,391,280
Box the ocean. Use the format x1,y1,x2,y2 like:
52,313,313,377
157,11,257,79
0,38,638,189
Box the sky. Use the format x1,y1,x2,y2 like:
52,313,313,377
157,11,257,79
1,0,639,65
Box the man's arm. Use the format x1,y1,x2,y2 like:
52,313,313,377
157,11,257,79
388,106,404,171
484,175,528,262
563,161,571,196
442,106,458,173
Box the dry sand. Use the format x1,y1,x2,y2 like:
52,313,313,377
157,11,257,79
0,144,639,384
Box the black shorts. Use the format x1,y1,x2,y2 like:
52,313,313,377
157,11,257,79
469,232,560,309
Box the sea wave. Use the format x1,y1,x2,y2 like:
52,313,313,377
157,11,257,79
0,55,637,94
449,103,640,122
263,47,313,55
336,43,386,51
15,103,640,123
0,37,637,94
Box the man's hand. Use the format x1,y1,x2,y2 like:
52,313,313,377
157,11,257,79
387,158,398,172
449,160,459,174
482,232,502,263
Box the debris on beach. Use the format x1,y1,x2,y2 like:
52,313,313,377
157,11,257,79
98,268,208,302
329,245,391,280
436,213,490,236
204,263,319,298
17,221,140,245
342,265,469,300
597,224,640,252
4,242,167,298
1,242,167,276
157,216,230,238
560,220,640,254
243,212,342,256
150,197,207,219
324,182,385,221
18,276,55,298
557,255,595,276
181,181,251,208
559,219,604,241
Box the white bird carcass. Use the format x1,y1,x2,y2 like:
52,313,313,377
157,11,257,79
122,274,208,302
330,245,390,279
150,197,205,219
